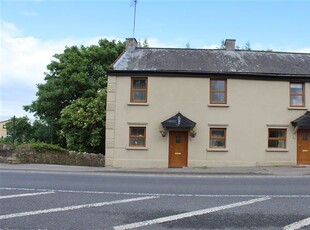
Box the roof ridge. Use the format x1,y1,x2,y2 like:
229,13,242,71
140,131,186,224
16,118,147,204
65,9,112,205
135,47,310,55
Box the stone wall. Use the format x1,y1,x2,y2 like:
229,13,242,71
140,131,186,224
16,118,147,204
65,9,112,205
0,144,105,167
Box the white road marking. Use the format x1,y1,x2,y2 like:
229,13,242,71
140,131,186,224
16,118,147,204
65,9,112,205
283,217,310,230
0,191,54,199
113,197,271,230
0,196,158,220
1,187,310,198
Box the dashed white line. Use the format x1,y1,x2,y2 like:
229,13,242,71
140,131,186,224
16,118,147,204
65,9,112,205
283,217,310,230
113,197,271,230
0,196,158,220
0,191,55,199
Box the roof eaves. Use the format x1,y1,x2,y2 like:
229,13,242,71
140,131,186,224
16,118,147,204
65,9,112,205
107,70,310,80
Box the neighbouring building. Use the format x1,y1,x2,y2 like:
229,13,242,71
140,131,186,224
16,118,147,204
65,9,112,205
0,120,9,138
105,38,310,168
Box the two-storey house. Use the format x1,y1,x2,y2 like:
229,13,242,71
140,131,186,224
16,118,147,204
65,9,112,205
106,38,310,168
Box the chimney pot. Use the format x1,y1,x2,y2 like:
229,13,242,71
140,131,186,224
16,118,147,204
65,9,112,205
225,39,236,51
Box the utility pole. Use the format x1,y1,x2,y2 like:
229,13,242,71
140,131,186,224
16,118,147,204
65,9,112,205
12,115,16,143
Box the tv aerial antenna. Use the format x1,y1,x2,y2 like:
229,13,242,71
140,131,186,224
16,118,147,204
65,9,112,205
130,0,138,38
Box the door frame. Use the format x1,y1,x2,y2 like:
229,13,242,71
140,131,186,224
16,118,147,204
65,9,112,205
168,130,188,168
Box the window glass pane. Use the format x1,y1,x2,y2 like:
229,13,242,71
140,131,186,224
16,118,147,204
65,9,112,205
290,84,303,94
290,96,303,106
268,140,285,148
303,132,308,141
211,130,224,138
212,80,225,90
133,91,146,101
269,130,285,138
210,139,225,147
131,128,144,136
133,80,146,89
211,92,225,102
130,138,145,146
176,135,181,143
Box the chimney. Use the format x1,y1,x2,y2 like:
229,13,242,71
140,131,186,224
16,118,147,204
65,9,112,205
225,39,236,51
126,38,138,50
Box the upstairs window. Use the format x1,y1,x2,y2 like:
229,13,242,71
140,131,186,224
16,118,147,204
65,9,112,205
210,80,227,104
129,127,146,147
131,78,148,103
268,129,286,149
210,128,226,148
290,83,305,107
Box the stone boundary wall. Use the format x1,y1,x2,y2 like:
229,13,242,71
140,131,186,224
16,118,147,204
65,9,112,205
0,144,105,167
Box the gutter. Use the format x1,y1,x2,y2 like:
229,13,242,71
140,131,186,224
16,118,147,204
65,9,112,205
107,70,310,82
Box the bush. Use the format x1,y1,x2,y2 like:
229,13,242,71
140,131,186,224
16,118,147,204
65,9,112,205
17,142,65,153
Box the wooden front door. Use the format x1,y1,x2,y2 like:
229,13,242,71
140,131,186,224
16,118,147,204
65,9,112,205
169,131,188,167
297,129,310,165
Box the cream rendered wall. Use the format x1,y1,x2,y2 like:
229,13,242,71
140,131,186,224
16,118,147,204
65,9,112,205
105,75,309,168
0,120,8,138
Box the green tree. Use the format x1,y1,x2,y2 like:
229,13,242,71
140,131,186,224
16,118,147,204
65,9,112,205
24,39,125,149
25,39,124,122
142,38,149,47
5,116,32,144
32,120,52,143
59,89,106,153
244,41,251,50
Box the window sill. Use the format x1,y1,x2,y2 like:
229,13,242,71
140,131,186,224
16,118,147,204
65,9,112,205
207,104,229,108
128,103,149,106
287,107,307,110
206,148,229,152
266,148,289,152
126,146,148,150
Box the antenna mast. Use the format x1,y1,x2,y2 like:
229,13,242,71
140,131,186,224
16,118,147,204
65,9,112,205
132,0,137,38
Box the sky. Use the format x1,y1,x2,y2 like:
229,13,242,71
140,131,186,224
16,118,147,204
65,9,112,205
1,0,310,121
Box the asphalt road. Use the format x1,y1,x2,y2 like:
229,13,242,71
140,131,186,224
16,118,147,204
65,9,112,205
0,170,310,230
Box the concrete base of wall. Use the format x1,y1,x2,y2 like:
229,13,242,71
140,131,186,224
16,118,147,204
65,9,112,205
106,158,297,168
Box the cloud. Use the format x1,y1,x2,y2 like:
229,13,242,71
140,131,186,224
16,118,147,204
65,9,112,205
202,44,219,49
0,21,120,88
1,21,65,88
288,47,310,53
0,20,121,119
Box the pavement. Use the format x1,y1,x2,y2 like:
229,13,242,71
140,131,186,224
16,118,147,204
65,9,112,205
1,163,310,176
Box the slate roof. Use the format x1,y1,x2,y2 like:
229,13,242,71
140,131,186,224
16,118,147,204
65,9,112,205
291,111,310,128
112,47,310,77
162,112,196,129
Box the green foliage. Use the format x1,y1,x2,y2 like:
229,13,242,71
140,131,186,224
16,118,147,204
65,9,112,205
24,38,125,152
32,120,52,143
5,116,32,144
142,39,149,47
244,41,251,50
59,89,106,153
24,39,125,123
18,142,65,153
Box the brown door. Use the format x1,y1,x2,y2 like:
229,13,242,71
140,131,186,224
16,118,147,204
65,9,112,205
169,131,188,167
297,129,310,165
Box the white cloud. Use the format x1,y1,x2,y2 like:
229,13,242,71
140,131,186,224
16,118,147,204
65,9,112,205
1,21,65,87
287,47,310,53
0,20,121,119
0,21,121,88
202,44,219,49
